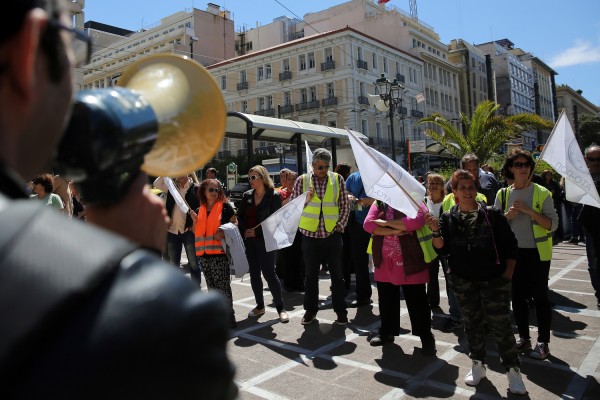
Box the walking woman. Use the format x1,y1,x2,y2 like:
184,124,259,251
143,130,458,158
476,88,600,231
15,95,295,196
363,201,436,355
424,173,445,310
195,178,237,327
495,150,558,360
425,170,526,394
237,166,288,323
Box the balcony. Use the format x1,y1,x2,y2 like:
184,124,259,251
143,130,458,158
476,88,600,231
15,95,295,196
395,73,405,83
321,60,335,72
397,106,408,116
217,150,231,158
358,96,370,105
236,81,248,91
356,59,368,70
322,97,338,107
254,108,275,117
279,70,292,81
295,101,320,112
411,109,424,118
279,105,294,114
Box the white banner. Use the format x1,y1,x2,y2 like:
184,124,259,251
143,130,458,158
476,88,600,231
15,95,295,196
305,140,313,173
415,93,425,103
540,111,600,208
261,192,308,252
346,128,425,217
165,177,189,213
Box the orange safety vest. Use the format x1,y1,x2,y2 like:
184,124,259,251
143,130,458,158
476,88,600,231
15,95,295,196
195,201,225,256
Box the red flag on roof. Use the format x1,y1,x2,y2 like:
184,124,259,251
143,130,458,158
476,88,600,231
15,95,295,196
378,0,391,4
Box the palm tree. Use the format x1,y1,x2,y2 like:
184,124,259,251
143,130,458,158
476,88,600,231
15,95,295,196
417,100,553,163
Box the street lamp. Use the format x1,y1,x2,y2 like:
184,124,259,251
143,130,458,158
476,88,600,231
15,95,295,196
374,73,405,164
189,36,198,60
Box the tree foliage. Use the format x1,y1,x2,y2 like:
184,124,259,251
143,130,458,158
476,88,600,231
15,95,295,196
417,100,553,164
578,113,600,150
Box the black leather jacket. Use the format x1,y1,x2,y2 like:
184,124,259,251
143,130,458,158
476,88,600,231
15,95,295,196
0,170,237,399
237,187,281,238
436,204,518,281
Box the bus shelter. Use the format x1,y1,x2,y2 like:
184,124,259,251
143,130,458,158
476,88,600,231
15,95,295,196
225,112,366,173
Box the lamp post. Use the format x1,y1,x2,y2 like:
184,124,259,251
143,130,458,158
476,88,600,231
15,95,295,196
375,73,405,164
189,36,198,60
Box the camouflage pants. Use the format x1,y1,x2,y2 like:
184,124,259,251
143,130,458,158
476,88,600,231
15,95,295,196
448,273,520,368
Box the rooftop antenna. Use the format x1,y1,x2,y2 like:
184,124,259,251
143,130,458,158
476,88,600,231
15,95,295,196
409,0,418,21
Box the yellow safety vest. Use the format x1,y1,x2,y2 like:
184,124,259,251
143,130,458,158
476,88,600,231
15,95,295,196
500,184,553,261
299,172,340,232
441,192,488,213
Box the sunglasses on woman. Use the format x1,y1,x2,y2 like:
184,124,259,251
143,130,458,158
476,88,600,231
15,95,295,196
248,175,261,181
512,162,532,169
206,187,220,193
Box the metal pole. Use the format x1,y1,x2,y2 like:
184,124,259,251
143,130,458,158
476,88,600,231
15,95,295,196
389,102,396,162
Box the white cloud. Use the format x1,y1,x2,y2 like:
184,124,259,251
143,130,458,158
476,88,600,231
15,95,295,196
549,39,600,68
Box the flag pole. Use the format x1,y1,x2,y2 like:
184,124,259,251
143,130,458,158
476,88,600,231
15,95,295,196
344,127,422,211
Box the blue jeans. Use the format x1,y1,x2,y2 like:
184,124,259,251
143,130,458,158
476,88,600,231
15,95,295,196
166,231,201,286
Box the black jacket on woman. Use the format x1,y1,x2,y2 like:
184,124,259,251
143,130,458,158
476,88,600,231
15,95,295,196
436,204,518,281
237,188,281,238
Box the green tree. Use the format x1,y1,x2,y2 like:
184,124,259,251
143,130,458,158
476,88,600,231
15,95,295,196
417,100,553,164
578,113,600,150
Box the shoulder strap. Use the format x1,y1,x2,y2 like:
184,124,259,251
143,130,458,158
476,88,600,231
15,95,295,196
0,200,137,379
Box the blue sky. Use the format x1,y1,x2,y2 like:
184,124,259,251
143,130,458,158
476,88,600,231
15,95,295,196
84,0,600,107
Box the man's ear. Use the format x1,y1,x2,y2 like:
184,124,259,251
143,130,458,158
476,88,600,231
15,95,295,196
5,9,47,101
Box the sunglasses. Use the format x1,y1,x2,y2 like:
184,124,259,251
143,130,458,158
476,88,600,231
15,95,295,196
587,157,600,162
248,175,261,181
315,165,330,171
206,187,221,193
512,162,532,169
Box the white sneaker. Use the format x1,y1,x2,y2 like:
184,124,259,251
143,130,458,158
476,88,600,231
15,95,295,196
464,360,486,386
507,367,527,395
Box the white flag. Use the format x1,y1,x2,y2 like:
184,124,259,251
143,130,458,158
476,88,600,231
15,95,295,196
540,111,600,208
165,177,189,213
346,128,425,217
305,140,313,173
416,93,425,103
261,192,308,252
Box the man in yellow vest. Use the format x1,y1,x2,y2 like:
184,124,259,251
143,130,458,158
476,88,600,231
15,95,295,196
291,148,350,325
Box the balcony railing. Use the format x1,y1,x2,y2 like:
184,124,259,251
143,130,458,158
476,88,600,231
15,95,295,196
217,150,231,158
395,73,405,83
279,105,294,114
236,81,248,91
358,96,370,105
356,59,368,70
411,109,424,118
279,70,292,81
322,97,338,107
397,106,408,116
321,60,335,71
295,101,320,111
254,108,275,117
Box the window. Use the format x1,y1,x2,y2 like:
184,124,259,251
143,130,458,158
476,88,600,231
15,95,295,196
327,82,334,98
284,91,291,106
383,57,388,73
283,58,290,71
241,100,247,113
309,86,317,102
308,52,315,69
325,47,333,62
220,75,226,90
240,70,247,83
359,82,365,96
257,66,264,81
299,54,306,71
266,95,273,109
300,88,307,103
361,120,368,136
357,47,363,60
265,64,271,79
372,52,378,69
258,97,265,111
376,122,382,139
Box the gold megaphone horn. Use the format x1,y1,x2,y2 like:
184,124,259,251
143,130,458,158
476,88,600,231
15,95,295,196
117,54,226,177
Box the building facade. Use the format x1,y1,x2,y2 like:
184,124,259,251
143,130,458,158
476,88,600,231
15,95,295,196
82,5,235,90
556,85,600,135
209,27,424,165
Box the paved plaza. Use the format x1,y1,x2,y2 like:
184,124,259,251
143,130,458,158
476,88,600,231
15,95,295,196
188,242,600,399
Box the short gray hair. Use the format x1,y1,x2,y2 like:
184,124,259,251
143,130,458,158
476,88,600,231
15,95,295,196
585,143,600,156
312,148,331,163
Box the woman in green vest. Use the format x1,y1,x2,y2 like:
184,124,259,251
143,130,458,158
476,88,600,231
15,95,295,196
495,150,558,361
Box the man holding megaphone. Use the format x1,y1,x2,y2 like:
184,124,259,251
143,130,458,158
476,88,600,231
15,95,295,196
0,1,235,399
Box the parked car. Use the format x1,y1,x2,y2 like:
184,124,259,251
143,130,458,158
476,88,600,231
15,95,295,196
229,181,250,209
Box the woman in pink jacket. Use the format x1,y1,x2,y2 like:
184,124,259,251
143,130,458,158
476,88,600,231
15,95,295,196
364,201,436,355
